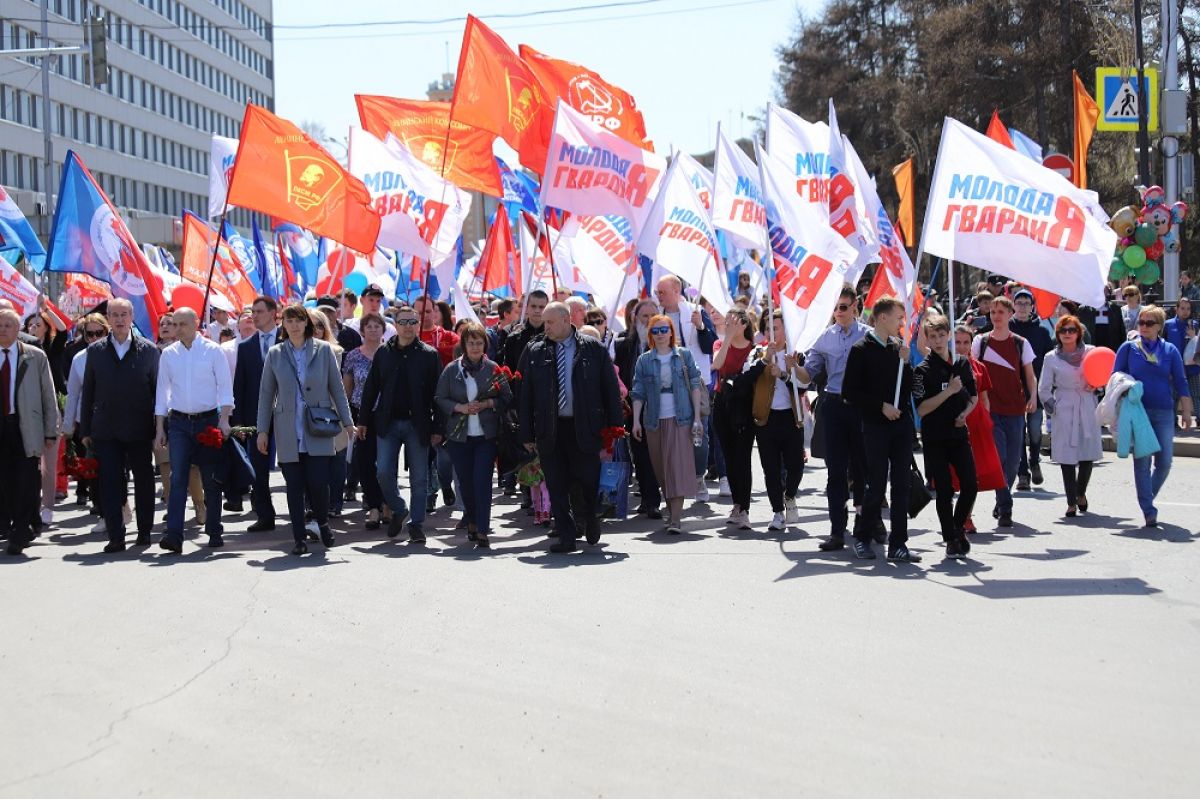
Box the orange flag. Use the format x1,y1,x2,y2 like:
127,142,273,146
1072,70,1098,190
227,105,380,253
477,205,517,293
518,45,650,150
891,158,916,248
180,212,256,310
985,110,1016,149
450,15,552,172
355,95,502,197
863,263,895,311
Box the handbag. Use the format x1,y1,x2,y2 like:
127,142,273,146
597,438,632,520
908,455,933,519
284,347,341,438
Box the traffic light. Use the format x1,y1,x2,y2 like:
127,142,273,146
85,15,108,87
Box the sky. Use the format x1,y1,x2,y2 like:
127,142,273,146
272,0,824,162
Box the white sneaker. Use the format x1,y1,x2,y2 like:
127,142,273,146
768,512,786,531
90,518,107,534
737,510,752,530
122,504,132,525
40,507,52,525
694,477,710,502
784,496,800,525
725,505,740,525
718,477,731,497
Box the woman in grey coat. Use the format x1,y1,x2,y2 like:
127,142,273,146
257,304,355,554
434,322,512,549
1038,314,1102,518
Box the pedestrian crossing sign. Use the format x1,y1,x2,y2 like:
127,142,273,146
1095,67,1158,132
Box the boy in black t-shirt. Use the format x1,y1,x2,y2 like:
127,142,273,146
914,314,978,559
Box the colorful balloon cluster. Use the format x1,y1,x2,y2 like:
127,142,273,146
1108,185,1188,286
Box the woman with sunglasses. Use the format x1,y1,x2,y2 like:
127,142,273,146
711,307,757,529
1038,315,1102,518
1112,305,1193,527
631,315,704,534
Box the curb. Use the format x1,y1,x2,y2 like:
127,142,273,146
1046,431,1200,458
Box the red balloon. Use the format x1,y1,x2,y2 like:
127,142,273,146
1082,346,1116,389
171,283,206,315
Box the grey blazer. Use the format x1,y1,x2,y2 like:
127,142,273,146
256,338,353,463
12,343,59,458
434,357,512,442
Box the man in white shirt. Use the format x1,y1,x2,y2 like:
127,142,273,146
155,307,234,552
205,307,235,341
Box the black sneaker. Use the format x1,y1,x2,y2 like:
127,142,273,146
853,539,876,559
408,524,426,544
549,539,579,553
426,494,438,514
887,544,922,563
320,527,335,548
1016,476,1031,491
443,485,456,506
386,509,410,538
585,517,601,545
1030,462,1043,485
819,535,845,552
956,534,971,557
944,537,961,559
998,514,1013,528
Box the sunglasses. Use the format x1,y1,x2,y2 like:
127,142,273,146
1059,327,1080,335
586,317,605,325
396,318,419,326
84,329,106,339
1138,319,1159,327
835,304,852,312
649,326,670,335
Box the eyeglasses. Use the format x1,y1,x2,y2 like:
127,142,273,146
649,326,670,335
396,318,419,326
84,329,106,339
835,304,852,312
1138,319,1159,327
586,317,605,325
1058,327,1079,334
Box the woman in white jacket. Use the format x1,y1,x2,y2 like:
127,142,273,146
1038,315,1103,517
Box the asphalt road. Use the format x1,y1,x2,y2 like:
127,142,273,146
1,450,1197,797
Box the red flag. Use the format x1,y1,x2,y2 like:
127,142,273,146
42,297,72,330
478,206,517,293
518,45,650,149
450,15,552,172
180,212,256,310
355,95,502,197
276,233,298,303
227,105,380,252
863,264,895,311
985,110,1016,149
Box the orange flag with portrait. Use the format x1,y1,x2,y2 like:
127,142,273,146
450,15,552,173
227,105,380,253
355,95,502,197
518,45,650,150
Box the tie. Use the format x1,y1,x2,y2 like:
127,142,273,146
261,333,271,358
0,349,9,416
556,342,569,413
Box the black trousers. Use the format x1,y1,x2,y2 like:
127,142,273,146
1061,461,1094,506
538,417,600,543
0,414,39,547
922,434,977,539
93,438,156,543
628,417,661,510
280,454,331,544
248,434,276,523
754,409,804,513
713,403,754,509
859,417,914,546
820,395,867,537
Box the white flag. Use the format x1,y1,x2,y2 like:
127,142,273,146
0,252,40,317
844,138,917,317
827,100,879,279
765,104,832,210
636,157,731,314
348,127,471,264
921,117,1116,307
563,213,640,328
757,142,858,353
208,135,239,218
712,125,769,252
675,151,714,214
540,101,666,233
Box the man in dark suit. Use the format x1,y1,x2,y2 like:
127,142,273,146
0,308,59,555
80,298,160,552
232,295,279,532
519,302,623,553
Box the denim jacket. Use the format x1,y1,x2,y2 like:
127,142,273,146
630,347,702,429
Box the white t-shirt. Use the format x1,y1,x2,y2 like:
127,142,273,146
770,351,792,410
657,353,676,419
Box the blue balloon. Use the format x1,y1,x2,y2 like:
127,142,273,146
343,272,369,294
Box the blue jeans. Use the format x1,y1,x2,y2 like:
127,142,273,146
1019,406,1044,477
990,412,1025,515
1134,407,1175,520
376,419,429,527
165,413,223,543
447,436,498,534
427,443,457,507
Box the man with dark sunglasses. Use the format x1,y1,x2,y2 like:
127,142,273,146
793,284,874,551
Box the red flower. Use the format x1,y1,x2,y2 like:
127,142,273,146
600,425,627,454
196,426,225,449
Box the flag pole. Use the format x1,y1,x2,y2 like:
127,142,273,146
200,209,230,323
538,209,560,298
608,245,638,325
418,119,456,311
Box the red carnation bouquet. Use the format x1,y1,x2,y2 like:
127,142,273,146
64,455,99,480
601,425,627,455
196,426,225,449
450,365,518,438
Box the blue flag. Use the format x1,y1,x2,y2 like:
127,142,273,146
221,220,261,293
496,157,540,216
0,186,48,272
277,223,319,293
45,151,163,335
252,219,282,301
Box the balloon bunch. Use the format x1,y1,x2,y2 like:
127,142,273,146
1108,185,1188,286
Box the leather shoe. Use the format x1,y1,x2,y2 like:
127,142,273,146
208,535,224,548
224,499,244,513
549,540,579,553
585,517,601,545
246,520,276,533
5,542,24,556
135,532,151,546
291,542,309,555
159,538,182,554
387,509,409,538
103,542,126,554
819,535,845,552
319,528,336,548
